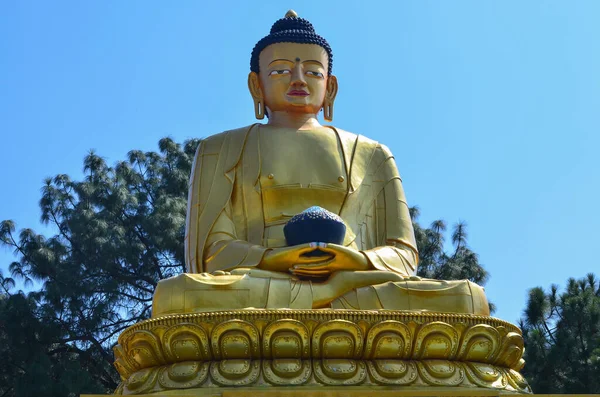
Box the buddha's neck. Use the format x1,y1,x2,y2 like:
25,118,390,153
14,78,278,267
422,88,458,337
266,111,323,131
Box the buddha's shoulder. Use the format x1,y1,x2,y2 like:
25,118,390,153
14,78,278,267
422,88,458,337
199,125,256,153
332,126,393,156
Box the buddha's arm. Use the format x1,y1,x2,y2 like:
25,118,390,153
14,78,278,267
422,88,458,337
361,179,418,277
203,202,269,273
360,147,419,277
203,203,323,274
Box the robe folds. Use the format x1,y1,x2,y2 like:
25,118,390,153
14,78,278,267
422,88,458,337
184,124,419,276
152,124,489,316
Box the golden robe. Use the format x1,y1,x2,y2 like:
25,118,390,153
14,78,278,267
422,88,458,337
152,124,489,316
185,124,418,276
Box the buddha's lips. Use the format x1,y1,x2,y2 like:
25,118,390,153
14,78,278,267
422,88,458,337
287,90,309,96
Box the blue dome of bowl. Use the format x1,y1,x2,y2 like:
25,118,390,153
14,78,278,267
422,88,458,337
284,206,346,247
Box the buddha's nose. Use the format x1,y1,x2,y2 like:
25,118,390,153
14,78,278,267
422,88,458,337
290,64,307,87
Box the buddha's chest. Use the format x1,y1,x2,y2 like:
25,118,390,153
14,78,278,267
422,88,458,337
259,131,347,188
258,130,348,229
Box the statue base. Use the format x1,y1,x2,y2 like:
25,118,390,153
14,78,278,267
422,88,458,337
85,388,528,397
111,310,531,395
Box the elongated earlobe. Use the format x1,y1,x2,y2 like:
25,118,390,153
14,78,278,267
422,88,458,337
323,100,333,121
254,99,265,119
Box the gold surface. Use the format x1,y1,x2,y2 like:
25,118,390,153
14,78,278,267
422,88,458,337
112,310,530,395
154,116,490,314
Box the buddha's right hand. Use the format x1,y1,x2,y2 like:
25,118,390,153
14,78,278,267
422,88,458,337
258,243,334,273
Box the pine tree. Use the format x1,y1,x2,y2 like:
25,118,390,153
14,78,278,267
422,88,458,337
0,138,199,396
520,273,600,393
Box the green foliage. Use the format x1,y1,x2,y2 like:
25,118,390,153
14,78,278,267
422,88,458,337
0,138,199,397
0,138,490,396
0,287,105,397
520,273,600,393
410,206,491,288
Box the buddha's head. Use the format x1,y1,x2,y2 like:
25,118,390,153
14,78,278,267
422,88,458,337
248,10,338,121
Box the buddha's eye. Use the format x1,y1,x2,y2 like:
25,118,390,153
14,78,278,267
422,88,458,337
269,69,291,76
306,71,324,78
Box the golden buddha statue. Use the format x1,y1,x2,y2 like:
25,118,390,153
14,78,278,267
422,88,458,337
109,12,531,396
151,10,489,317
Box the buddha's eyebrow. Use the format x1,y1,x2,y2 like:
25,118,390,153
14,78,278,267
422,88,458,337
268,59,294,66
303,60,325,68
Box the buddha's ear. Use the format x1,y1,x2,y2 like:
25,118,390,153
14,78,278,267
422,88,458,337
326,74,338,101
248,72,265,119
323,74,338,122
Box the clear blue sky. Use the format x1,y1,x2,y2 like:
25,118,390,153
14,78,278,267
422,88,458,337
1,1,599,324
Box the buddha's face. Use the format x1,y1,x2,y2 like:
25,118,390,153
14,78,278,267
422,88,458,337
252,42,335,116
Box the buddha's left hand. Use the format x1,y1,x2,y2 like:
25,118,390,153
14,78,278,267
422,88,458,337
290,243,371,277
